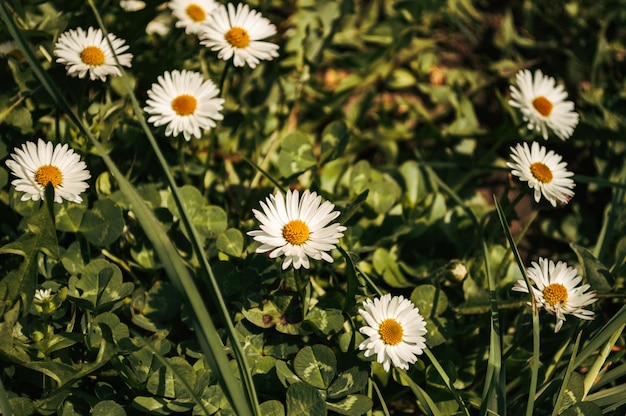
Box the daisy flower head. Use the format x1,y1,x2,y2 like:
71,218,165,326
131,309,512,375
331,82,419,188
508,141,575,207
358,294,428,372
198,2,279,68
169,0,218,35
509,69,579,140
34,288,53,303
247,189,347,270
513,258,597,333
144,69,224,141
53,27,132,82
5,139,91,204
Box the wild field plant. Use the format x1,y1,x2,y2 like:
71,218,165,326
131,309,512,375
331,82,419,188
1,0,625,415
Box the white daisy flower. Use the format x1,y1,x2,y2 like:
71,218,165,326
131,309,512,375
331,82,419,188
34,289,53,303
168,0,218,35
120,0,146,11
513,258,597,333
144,69,225,141
53,27,133,82
508,141,575,207
5,139,91,204
509,69,579,140
198,2,279,68
358,294,428,372
247,189,347,270
0,40,25,61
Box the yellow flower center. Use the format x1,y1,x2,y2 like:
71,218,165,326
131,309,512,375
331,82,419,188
378,319,404,345
185,4,206,22
171,94,197,116
225,27,250,48
35,165,63,188
530,162,553,183
80,46,105,66
532,96,553,117
542,283,568,307
282,220,310,245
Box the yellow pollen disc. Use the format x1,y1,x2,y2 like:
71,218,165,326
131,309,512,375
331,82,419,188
171,94,197,116
530,162,553,183
543,283,568,307
532,96,553,117
225,27,250,48
378,319,404,346
80,46,105,66
282,220,310,245
185,4,206,22
35,165,63,188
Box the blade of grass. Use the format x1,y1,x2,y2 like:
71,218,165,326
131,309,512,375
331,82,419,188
582,323,625,399
399,371,441,416
494,196,540,416
423,347,470,416
0,4,254,415
86,3,260,414
551,332,582,416
414,148,504,415
573,304,626,369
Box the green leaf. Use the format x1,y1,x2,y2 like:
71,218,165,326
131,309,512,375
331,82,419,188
67,259,134,312
132,396,194,415
147,356,196,399
216,228,244,257
293,345,337,390
259,400,285,416
349,161,371,195
85,312,130,350
80,199,125,247
326,394,373,415
570,243,614,292
60,241,86,275
411,285,448,317
559,372,584,411
366,180,401,214
372,248,412,288
131,281,183,331
286,382,326,415
561,402,602,416
320,121,349,163
0,202,57,317
91,400,127,416
304,307,344,335
400,160,426,207
278,132,317,178
194,206,228,239
411,285,452,347
327,366,369,399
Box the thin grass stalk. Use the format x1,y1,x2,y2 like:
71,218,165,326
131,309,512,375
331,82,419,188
413,149,504,414
494,196,540,416
423,348,470,415
582,323,626,399
399,371,441,416
0,4,254,415
551,332,582,416
573,304,626,369
85,3,260,414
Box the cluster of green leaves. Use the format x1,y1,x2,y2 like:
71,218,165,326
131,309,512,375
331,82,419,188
1,0,626,415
